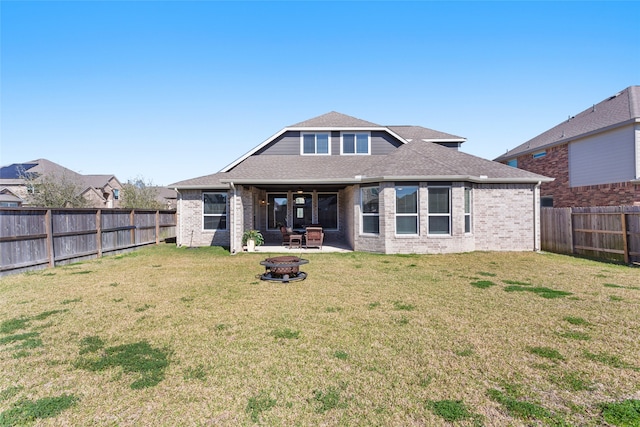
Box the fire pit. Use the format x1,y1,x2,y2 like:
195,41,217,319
260,256,309,283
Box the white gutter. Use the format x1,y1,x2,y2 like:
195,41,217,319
229,182,237,255
358,175,555,185
174,188,182,247
534,181,541,252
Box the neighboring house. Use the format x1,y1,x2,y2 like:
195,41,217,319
171,111,552,254
0,188,23,207
0,159,123,208
495,86,640,207
155,187,178,210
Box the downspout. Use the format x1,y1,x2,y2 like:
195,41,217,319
174,188,182,247
534,181,541,252
229,182,237,255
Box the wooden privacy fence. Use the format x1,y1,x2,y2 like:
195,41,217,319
0,208,177,276
541,206,640,264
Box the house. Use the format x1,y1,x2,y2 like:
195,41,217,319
0,188,23,207
495,86,640,207
171,112,552,254
154,186,178,210
0,159,123,208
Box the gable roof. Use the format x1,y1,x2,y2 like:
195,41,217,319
219,112,466,173
83,175,121,189
495,86,640,161
0,187,23,204
290,111,381,128
0,159,122,200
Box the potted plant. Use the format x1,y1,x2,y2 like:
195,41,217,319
242,229,264,252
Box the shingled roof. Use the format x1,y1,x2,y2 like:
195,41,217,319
290,111,380,128
172,140,550,189
495,86,640,161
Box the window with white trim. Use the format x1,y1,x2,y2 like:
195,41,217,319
507,159,518,168
361,186,379,234
464,187,472,233
395,185,418,234
302,133,330,155
341,132,370,155
203,192,227,230
428,186,450,235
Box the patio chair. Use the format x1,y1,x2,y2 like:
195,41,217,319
280,226,292,246
304,226,324,249
281,226,302,246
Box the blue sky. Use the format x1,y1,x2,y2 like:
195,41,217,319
2,1,638,186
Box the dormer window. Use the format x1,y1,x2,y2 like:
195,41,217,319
301,133,330,155
341,132,370,155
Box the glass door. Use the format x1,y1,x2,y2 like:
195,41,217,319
292,193,312,229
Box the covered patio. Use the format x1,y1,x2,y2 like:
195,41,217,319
240,183,355,253
245,241,352,253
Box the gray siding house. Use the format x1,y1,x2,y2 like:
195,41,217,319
171,112,552,254
495,86,640,207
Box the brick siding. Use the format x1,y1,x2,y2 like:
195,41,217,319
352,182,539,254
180,182,541,254
515,144,640,207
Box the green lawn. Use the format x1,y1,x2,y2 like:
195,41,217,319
1,245,639,426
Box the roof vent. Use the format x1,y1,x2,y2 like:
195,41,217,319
607,91,623,101
592,104,596,112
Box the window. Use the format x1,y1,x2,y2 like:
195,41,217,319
267,194,288,229
541,196,554,207
318,193,338,229
464,187,472,233
293,193,312,228
428,186,450,235
203,192,227,230
507,159,518,168
361,186,379,234
341,133,370,155
302,133,330,155
396,185,418,234
113,189,119,200
533,151,546,159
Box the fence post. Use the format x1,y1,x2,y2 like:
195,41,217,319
130,210,135,246
156,211,160,245
621,212,629,264
45,209,55,268
96,210,102,258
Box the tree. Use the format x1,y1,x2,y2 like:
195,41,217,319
20,168,89,208
120,176,163,209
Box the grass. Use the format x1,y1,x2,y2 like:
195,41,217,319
0,394,78,425
503,284,572,299
487,388,552,421
528,346,565,361
471,280,496,289
426,399,480,423
600,399,640,426
0,245,639,425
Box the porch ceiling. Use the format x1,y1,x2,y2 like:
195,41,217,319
251,183,349,192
